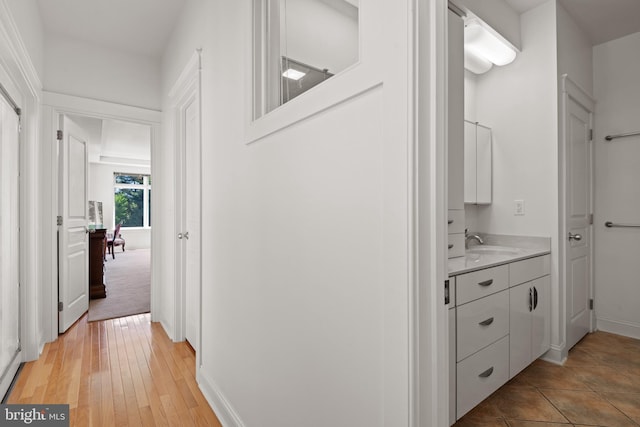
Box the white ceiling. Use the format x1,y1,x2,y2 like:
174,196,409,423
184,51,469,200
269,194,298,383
36,0,187,58
68,115,150,166
505,0,640,46
558,0,640,46
504,0,548,14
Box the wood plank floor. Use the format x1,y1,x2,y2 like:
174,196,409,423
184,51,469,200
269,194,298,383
6,313,222,427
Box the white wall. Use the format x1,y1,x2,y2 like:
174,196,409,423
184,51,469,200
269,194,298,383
88,163,151,250
4,0,44,81
464,70,477,122
556,3,593,95
160,0,416,425
593,32,640,339
466,2,563,355
472,2,558,238
43,33,162,110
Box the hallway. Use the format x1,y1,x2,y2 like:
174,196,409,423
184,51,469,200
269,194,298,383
6,314,221,426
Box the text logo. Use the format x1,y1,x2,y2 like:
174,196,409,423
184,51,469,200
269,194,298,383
0,405,69,426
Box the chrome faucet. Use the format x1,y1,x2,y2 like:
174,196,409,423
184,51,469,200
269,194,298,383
465,229,484,249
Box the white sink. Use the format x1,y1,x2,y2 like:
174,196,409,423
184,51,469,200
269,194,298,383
466,245,521,256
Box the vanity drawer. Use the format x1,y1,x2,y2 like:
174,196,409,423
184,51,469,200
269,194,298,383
448,233,465,259
456,289,509,361
456,335,509,419
447,210,465,234
456,264,509,305
509,254,551,286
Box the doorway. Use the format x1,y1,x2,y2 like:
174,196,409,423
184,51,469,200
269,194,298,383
171,51,202,355
58,113,154,327
43,92,161,341
561,75,595,351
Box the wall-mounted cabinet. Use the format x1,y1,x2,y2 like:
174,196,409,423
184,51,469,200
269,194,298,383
464,121,492,205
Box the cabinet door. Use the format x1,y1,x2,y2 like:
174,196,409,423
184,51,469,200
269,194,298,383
531,276,551,360
464,121,476,204
509,281,532,378
476,125,492,204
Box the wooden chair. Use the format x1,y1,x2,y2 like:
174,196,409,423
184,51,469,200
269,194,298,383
106,223,125,259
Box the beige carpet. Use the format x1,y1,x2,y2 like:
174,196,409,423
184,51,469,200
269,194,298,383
88,248,151,322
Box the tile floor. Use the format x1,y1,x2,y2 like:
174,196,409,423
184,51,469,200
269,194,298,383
454,331,640,427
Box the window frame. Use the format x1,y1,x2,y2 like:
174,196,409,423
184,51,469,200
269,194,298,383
113,173,152,229
247,0,382,144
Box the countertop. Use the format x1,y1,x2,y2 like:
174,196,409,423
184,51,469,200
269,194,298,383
448,234,551,276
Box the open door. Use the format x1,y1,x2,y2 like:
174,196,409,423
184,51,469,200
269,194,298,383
172,51,202,350
58,115,90,333
562,77,595,350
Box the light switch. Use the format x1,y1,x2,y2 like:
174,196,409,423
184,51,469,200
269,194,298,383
515,200,525,216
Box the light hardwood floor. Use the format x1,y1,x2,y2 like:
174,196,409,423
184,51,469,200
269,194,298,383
6,313,222,427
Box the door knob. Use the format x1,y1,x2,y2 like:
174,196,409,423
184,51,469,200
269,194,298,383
568,232,582,241
177,233,183,239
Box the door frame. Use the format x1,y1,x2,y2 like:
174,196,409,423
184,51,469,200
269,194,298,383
42,92,161,343
414,0,449,425
0,0,41,365
0,83,22,399
169,50,203,367
559,74,596,359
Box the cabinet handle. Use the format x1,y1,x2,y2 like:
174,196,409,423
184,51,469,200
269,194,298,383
534,286,538,310
528,288,533,312
478,279,493,287
478,317,494,326
478,367,494,378
448,219,454,225
448,244,454,249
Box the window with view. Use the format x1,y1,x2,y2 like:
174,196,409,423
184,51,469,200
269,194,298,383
114,173,151,228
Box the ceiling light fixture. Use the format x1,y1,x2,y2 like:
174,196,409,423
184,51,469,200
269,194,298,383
464,19,517,74
282,68,306,80
464,49,493,74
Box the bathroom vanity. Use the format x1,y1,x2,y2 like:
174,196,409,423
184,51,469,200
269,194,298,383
447,237,551,423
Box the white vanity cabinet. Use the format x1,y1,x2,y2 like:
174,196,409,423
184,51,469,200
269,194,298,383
509,257,551,378
451,253,551,421
453,265,510,420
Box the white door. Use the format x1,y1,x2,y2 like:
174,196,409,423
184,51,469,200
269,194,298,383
184,97,201,347
0,94,21,396
565,96,593,350
58,115,90,333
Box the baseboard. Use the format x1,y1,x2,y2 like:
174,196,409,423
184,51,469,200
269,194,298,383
197,369,245,427
0,351,21,402
159,319,174,342
541,345,566,366
597,317,640,340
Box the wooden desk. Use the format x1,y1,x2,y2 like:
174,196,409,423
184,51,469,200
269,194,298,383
89,228,107,299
